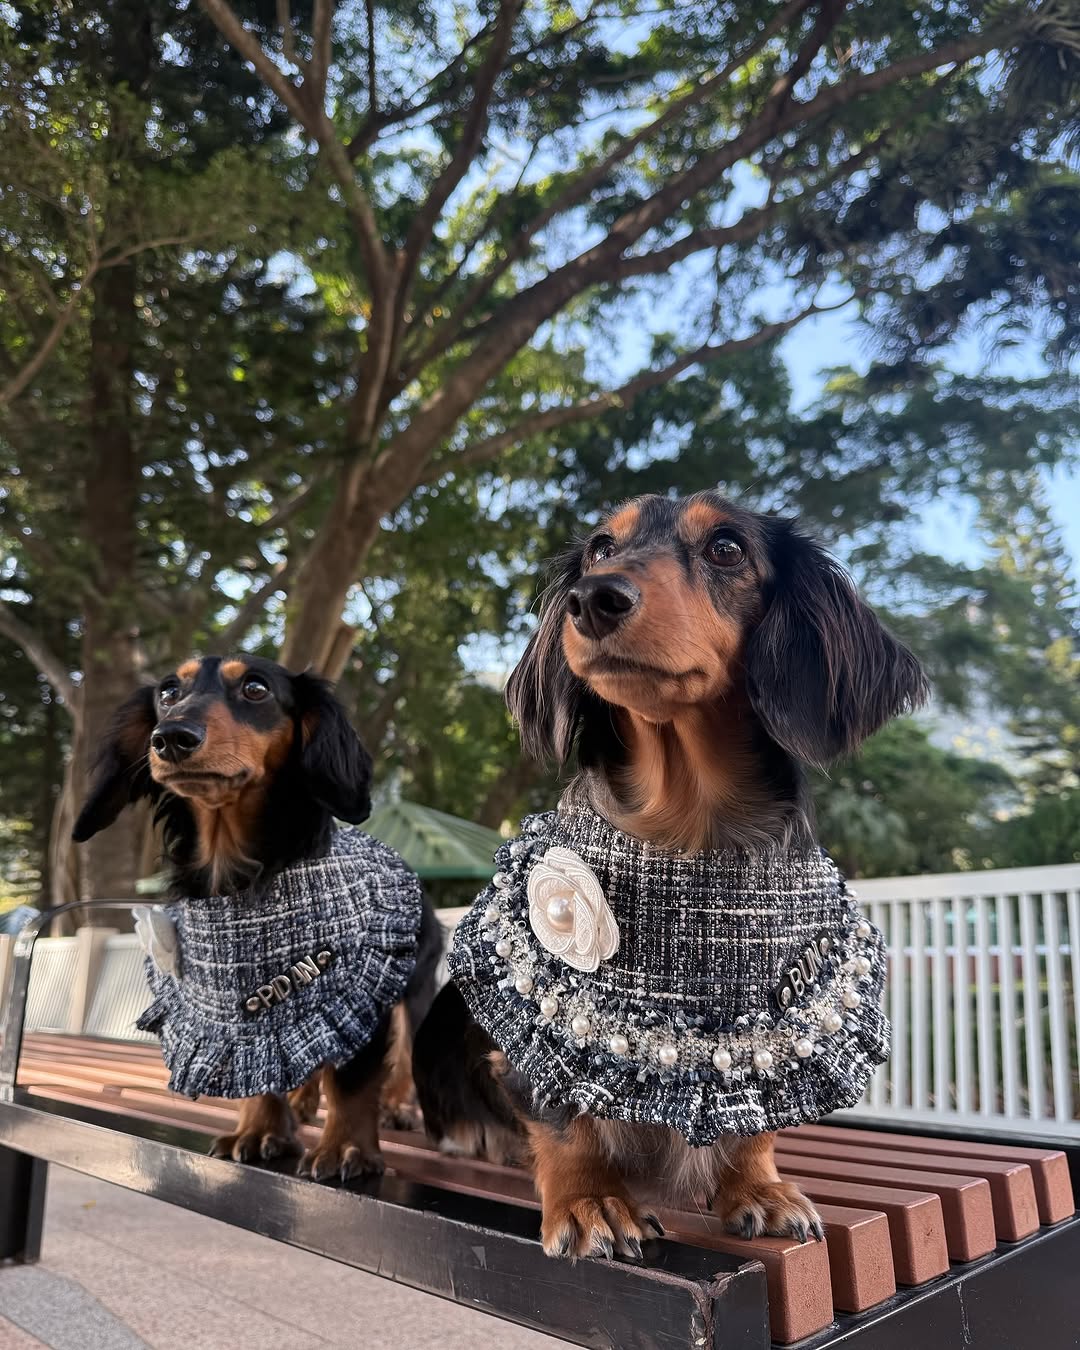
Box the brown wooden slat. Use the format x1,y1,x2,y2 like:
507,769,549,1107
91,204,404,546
381,1138,834,1344
788,1124,1075,1226
779,1135,1039,1241
778,1172,948,1285
812,1204,896,1312
775,1150,994,1261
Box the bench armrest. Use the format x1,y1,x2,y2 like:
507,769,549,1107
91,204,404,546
0,900,143,1100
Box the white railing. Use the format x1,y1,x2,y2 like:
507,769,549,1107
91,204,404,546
849,863,1080,1140
5,868,1078,1138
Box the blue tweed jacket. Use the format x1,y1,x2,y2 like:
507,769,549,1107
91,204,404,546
137,827,422,1099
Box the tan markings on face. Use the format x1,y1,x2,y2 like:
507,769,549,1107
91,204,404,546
221,659,247,681
176,660,200,681
604,502,640,541
678,499,728,544
564,555,743,721
149,703,294,801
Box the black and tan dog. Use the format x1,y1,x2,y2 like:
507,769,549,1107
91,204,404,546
415,491,926,1257
74,655,442,1180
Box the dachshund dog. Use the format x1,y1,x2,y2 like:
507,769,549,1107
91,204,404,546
73,655,443,1180
415,491,926,1257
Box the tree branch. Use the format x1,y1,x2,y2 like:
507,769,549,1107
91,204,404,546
388,22,1009,467
422,300,832,483
217,557,296,649
404,0,818,373
364,0,377,117
0,600,77,710
198,0,389,291
0,270,96,408
400,0,522,287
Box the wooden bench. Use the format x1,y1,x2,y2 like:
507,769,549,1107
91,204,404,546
2,903,1078,1348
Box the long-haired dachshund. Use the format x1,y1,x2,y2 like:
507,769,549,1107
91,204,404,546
73,655,442,1180
415,491,926,1257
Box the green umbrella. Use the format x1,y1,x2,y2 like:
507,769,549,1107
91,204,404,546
364,800,504,881
135,799,504,895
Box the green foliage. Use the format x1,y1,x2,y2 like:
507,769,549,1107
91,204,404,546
815,720,1016,878
2,0,1079,895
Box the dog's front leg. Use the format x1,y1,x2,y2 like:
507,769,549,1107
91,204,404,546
298,1016,390,1183
528,1114,664,1260
711,1133,823,1242
210,1093,300,1163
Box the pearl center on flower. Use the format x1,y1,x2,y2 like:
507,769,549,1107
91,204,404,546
545,895,575,931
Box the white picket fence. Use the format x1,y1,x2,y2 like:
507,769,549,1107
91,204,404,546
3,862,1078,1138
849,863,1080,1139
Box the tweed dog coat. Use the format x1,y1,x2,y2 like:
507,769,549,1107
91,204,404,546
449,808,888,1145
136,828,423,1099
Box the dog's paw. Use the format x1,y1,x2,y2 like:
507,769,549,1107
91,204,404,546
541,1194,664,1261
715,1179,824,1243
210,1129,299,1164
298,1139,385,1184
380,1099,422,1131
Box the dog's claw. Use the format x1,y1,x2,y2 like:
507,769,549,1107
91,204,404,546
595,1235,614,1260
809,1218,825,1242
645,1213,665,1237
624,1236,643,1261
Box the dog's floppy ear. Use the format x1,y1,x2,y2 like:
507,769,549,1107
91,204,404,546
746,522,928,767
72,685,159,842
292,672,373,823
506,548,594,763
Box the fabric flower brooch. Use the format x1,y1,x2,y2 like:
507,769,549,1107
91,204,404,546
133,905,181,979
527,847,619,972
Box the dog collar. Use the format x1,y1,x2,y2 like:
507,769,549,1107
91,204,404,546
136,827,422,1099
448,807,888,1145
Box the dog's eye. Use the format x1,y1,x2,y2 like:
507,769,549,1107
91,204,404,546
159,683,181,707
587,535,617,566
704,530,745,567
241,676,271,702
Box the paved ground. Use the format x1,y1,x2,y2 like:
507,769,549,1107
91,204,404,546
0,1167,564,1350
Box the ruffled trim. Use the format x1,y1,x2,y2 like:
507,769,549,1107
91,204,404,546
136,833,421,1099
448,814,890,1147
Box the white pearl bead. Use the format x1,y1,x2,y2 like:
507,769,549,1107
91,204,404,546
822,1011,843,1034
855,956,872,976
753,1049,773,1072
539,995,559,1019
514,974,534,996
657,1044,678,1068
571,1014,591,1038
855,919,871,939
712,1047,732,1071
795,1037,814,1059
484,905,501,924
494,938,512,958
545,894,575,932
843,988,862,1009
493,871,510,888
609,1033,629,1056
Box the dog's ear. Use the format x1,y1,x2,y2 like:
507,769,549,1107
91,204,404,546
505,548,594,763
746,523,928,767
292,672,373,823
72,685,159,842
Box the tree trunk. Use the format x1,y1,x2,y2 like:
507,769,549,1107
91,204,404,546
280,469,384,671
78,261,144,904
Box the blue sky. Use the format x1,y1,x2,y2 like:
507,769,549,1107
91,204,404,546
777,304,1080,576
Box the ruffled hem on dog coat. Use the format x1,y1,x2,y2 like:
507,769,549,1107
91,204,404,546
136,827,422,1099
448,808,888,1146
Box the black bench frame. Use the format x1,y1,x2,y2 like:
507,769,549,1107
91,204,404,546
2,900,1078,1349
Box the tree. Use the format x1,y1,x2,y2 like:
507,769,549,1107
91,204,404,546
815,718,1016,877
0,0,312,899
190,0,1080,669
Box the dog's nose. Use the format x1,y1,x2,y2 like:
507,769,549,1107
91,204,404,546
567,574,641,640
150,721,206,763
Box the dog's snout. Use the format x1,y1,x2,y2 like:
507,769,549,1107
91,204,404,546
567,573,641,640
150,720,206,763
